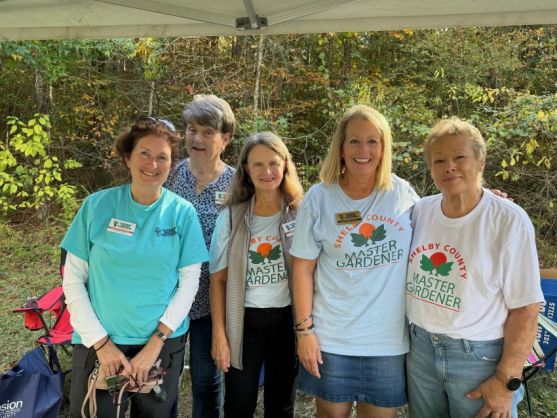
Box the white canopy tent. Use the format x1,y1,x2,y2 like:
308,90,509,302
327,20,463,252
1,0,557,41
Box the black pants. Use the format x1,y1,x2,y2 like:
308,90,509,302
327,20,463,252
69,334,186,418
224,306,298,418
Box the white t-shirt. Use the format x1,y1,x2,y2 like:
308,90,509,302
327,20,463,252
406,189,544,340
210,209,290,308
290,175,419,356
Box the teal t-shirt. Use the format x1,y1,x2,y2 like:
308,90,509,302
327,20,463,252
61,184,209,345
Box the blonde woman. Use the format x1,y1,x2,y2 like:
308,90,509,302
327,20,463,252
209,132,304,417
405,118,543,418
291,105,419,418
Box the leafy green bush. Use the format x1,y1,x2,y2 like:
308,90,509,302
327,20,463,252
0,114,81,219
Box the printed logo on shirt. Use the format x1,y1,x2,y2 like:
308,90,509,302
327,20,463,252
154,227,177,237
249,242,281,264
107,218,136,236
334,214,406,270
406,242,468,312
246,236,287,287
350,222,386,246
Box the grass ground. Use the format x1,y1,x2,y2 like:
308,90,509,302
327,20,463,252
1,220,555,417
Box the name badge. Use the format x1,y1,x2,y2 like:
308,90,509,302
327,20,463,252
335,211,362,225
107,218,136,236
215,191,228,205
282,220,296,238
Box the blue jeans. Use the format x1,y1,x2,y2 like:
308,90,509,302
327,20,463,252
407,324,524,418
187,315,223,418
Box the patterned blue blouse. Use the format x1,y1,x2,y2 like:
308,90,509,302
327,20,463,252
165,158,235,320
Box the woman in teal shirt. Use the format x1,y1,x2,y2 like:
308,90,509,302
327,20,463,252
62,117,208,417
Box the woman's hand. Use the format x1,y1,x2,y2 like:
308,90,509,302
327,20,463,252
209,268,230,372
467,376,513,418
297,333,323,378
128,338,164,387
94,337,132,379
211,332,231,372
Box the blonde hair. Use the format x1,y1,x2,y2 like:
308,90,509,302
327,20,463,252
424,117,486,167
226,132,304,210
320,105,393,190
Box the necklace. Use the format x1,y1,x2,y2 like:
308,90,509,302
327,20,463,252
192,162,224,194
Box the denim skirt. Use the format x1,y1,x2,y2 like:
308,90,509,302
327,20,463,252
298,351,407,406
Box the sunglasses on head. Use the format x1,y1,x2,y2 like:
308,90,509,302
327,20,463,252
135,116,177,133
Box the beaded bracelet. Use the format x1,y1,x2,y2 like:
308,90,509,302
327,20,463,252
294,314,312,329
295,325,315,337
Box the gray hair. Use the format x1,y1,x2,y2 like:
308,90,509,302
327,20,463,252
181,94,235,136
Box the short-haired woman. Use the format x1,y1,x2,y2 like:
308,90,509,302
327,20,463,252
209,132,304,417
165,94,236,417
406,117,543,418
62,117,208,417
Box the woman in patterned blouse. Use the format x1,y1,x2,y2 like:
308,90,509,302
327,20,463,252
165,94,236,418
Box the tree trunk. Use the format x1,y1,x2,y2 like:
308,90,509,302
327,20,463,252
253,34,266,117
148,80,155,116
232,36,242,59
342,37,351,82
34,69,46,113
327,34,334,83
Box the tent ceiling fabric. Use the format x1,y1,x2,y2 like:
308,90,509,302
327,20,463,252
1,0,557,40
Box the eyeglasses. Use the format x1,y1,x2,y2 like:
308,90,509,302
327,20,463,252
134,116,177,133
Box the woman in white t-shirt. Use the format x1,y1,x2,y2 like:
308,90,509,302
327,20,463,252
405,117,544,418
291,105,419,418
209,132,304,417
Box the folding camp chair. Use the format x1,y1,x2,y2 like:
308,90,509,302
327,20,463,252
522,313,557,418
13,249,73,355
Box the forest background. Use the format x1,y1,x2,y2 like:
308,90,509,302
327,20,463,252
0,26,556,416
1,27,556,258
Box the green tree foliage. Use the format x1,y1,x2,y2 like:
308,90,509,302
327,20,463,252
0,28,555,257
0,114,81,218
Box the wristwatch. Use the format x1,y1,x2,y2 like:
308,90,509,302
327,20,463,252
495,371,522,391
153,329,168,342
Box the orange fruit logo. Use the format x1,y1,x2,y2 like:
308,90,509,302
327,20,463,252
249,242,282,264
257,243,273,257
351,223,386,247
358,223,376,238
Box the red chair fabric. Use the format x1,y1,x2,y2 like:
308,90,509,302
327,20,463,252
14,287,64,331
13,286,73,347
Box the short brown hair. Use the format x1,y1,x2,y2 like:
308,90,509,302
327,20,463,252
114,117,181,167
